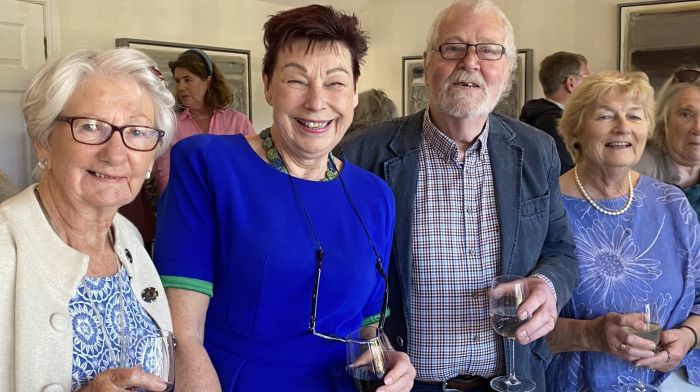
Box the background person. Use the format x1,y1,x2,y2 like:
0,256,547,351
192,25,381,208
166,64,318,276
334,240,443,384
545,71,700,391
154,5,414,392
341,1,577,390
0,48,174,391
0,169,17,203
519,51,589,174
636,68,700,218
153,48,255,192
346,88,398,135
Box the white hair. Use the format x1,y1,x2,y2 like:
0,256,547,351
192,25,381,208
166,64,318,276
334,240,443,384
22,48,176,161
424,0,517,94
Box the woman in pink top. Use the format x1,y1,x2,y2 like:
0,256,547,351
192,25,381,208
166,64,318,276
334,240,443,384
154,49,255,191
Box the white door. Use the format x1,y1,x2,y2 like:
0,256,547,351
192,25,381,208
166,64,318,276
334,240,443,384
0,0,45,190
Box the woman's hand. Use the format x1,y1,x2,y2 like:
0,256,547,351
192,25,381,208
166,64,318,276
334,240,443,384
78,366,167,391
379,351,415,392
634,327,694,371
591,312,656,361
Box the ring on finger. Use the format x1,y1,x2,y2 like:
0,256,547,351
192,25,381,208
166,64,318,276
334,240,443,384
664,349,671,363
620,343,627,352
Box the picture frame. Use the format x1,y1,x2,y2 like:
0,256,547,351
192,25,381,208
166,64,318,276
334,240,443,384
402,55,428,116
494,49,533,119
617,1,700,89
115,38,252,120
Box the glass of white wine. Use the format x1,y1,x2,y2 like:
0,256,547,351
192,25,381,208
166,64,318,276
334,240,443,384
131,330,175,392
624,303,661,392
489,275,536,392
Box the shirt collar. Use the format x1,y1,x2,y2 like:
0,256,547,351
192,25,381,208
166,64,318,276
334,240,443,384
544,97,565,110
422,109,490,163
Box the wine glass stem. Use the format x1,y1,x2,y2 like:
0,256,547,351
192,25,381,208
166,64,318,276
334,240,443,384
637,366,646,392
506,338,520,386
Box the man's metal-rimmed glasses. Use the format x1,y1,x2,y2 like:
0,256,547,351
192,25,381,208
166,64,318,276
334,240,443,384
435,43,505,61
56,116,165,152
309,252,389,343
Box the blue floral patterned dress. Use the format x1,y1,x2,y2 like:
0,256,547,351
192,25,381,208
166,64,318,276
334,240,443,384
546,175,700,391
69,266,160,391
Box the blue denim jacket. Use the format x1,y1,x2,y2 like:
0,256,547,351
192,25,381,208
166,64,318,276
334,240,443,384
340,110,578,391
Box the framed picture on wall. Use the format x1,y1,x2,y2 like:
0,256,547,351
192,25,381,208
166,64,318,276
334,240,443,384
493,49,533,119
617,1,700,90
402,55,428,116
115,38,252,120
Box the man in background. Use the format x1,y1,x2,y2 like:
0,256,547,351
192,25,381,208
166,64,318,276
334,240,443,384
342,1,577,391
520,51,588,174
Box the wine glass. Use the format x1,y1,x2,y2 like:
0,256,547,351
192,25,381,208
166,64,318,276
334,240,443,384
346,325,392,392
489,275,536,392
624,303,661,392
132,330,175,392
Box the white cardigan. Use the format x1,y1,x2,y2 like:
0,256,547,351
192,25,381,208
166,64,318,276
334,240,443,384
0,186,172,392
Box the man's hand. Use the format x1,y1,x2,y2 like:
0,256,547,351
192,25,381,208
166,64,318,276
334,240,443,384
515,277,558,344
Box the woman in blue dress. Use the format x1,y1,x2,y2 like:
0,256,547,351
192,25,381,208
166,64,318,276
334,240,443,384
545,71,700,391
153,5,415,392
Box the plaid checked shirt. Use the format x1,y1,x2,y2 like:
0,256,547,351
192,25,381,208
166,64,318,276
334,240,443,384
409,111,505,381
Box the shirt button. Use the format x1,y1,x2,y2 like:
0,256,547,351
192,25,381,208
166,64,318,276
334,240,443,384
471,291,480,298
473,334,479,342
50,313,68,332
42,384,64,392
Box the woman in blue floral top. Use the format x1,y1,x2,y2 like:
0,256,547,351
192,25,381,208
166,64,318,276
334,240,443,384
545,71,700,391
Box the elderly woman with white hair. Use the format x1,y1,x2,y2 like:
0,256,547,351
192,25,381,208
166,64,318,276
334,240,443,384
0,48,175,391
637,68,700,218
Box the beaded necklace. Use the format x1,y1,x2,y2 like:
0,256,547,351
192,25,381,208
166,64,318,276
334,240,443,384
574,166,634,216
260,128,338,181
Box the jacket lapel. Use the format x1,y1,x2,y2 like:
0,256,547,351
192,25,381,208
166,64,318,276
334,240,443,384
487,116,522,275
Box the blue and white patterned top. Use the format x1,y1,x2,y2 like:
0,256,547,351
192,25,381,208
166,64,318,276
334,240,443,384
546,175,700,391
69,266,159,391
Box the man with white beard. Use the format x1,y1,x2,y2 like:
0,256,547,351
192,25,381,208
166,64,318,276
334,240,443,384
340,1,577,391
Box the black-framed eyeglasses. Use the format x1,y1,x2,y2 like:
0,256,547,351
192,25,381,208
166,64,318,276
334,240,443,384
309,251,389,343
56,116,165,152
673,69,700,84
435,43,505,61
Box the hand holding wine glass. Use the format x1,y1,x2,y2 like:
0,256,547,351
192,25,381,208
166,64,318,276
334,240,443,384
624,304,660,392
130,330,176,392
346,326,392,392
489,275,536,392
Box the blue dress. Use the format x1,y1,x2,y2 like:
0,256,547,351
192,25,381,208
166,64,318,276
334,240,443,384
546,175,700,391
154,134,395,391
69,266,160,391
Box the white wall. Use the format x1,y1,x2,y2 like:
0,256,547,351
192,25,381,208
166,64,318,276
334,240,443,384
358,0,646,112
58,0,285,130
56,0,647,128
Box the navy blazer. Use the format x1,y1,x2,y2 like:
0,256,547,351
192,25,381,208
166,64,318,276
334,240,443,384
340,110,577,390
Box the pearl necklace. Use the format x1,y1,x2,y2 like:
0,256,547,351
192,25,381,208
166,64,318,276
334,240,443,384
574,166,634,216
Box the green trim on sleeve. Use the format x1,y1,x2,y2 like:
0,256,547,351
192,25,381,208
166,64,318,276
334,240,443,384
160,275,213,298
361,308,391,327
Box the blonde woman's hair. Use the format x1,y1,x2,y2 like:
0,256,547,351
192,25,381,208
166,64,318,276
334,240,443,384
558,70,655,162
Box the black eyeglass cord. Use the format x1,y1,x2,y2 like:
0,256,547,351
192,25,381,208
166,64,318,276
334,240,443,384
278,152,387,333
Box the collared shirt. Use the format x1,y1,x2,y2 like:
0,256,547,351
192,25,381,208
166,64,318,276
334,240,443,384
409,110,504,381
543,97,565,110
154,108,255,191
